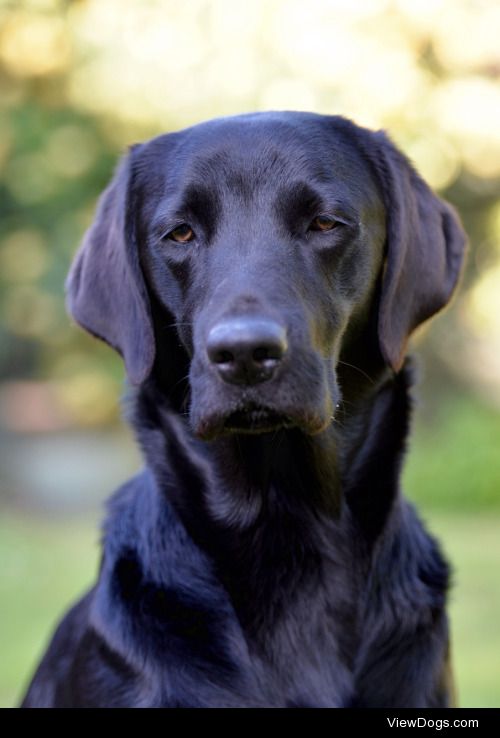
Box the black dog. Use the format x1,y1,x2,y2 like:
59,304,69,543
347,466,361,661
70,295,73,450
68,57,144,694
21,112,466,708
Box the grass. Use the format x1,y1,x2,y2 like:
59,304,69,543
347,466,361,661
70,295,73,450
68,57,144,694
0,511,101,708
404,392,500,511
419,513,500,708
1,508,499,708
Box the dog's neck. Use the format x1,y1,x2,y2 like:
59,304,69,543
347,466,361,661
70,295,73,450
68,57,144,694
129,361,412,632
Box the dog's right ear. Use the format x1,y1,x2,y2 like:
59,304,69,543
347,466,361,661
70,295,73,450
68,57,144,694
66,146,155,385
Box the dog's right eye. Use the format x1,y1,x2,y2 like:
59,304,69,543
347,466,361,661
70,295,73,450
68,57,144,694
165,224,195,243
309,215,339,232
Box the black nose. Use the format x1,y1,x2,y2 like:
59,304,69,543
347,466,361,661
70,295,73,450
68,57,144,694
206,318,288,386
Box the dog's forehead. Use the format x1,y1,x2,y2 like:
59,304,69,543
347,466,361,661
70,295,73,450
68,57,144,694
139,112,380,203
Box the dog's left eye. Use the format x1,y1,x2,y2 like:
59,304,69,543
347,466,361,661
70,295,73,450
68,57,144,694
309,215,338,232
165,224,195,243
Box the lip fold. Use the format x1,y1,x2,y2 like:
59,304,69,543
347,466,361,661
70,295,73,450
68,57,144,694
223,403,294,434
192,401,333,441
193,402,295,440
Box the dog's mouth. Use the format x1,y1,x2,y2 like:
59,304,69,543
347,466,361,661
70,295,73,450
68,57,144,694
222,403,295,435
193,400,332,441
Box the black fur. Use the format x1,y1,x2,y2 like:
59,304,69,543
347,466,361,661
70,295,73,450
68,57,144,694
21,112,466,708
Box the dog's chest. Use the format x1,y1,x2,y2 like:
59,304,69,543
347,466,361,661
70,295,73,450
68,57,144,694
246,591,360,707
138,582,360,708
150,554,361,707
96,473,364,707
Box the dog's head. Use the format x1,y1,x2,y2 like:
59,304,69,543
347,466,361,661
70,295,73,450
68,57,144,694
66,112,466,440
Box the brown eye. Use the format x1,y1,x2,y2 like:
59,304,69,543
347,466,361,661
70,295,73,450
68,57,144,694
168,224,194,243
309,215,338,232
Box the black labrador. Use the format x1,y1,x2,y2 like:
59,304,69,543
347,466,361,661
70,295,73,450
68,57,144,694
21,112,466,708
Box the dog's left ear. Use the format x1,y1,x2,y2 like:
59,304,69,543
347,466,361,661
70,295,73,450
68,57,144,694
358,129,467,372
66,146,155,384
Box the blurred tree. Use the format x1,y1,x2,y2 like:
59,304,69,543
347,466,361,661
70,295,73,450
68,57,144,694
0,0,499,427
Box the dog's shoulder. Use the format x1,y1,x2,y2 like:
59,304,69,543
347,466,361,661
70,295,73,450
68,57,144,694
352,500,451,706
368,500,450,623
20,587,95,707
20,472,160,707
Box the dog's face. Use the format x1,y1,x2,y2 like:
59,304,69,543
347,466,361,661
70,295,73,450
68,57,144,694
137,114,386,439
66,113,466,440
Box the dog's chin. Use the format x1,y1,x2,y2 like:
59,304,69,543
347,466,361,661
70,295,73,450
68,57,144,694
192,402,332,441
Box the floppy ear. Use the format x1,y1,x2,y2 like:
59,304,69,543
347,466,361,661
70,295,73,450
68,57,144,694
361,130,467,372
66,147,155,384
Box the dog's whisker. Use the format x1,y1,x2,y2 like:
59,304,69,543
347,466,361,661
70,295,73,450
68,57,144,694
337,360,376,385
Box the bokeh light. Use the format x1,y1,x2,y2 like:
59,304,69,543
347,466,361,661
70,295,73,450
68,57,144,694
1,1,499,415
